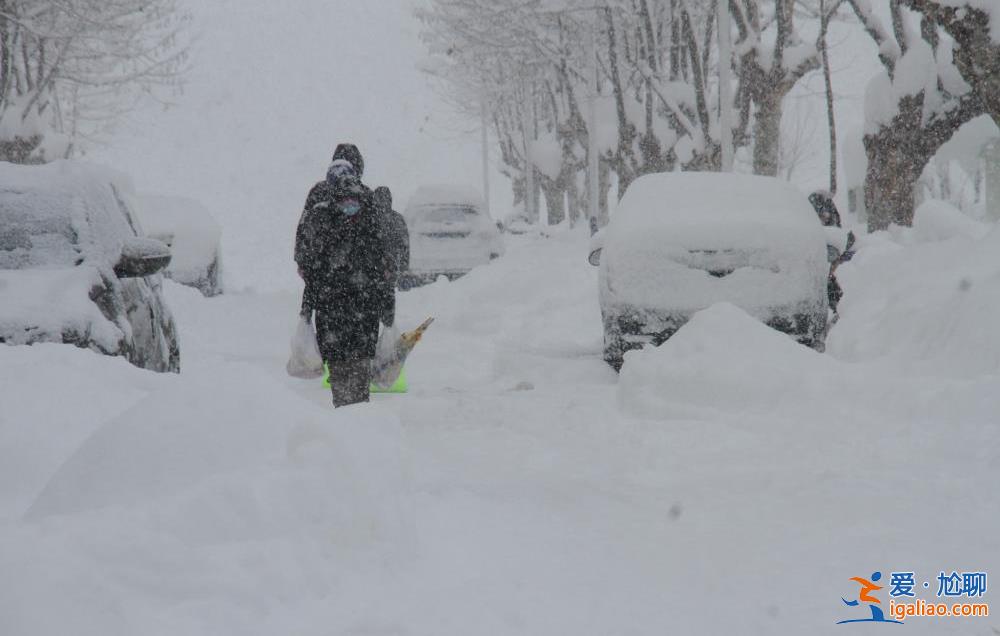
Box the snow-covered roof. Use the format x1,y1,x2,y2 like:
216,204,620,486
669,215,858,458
611,171,823,248
0,160,139,269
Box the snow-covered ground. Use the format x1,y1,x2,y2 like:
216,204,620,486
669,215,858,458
2,223,998,635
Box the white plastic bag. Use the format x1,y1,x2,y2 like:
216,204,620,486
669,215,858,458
371,323,402,388
371,318,434,389
286,314,324,378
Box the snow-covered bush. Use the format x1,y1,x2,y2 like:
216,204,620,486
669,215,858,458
828,223,1000,378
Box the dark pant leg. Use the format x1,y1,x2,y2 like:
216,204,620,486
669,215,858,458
828,273,843,312
329,358,372,407
313,304,379,407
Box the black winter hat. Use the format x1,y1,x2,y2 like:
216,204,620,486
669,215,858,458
332,143,364,178
373,186,392,211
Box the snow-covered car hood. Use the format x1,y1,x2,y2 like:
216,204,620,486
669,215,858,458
0,266,124,352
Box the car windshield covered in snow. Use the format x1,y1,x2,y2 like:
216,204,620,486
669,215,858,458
417,205,479,225
0,190,82,269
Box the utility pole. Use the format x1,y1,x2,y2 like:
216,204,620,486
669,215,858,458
587,11,601,233
520,80,538,224
480,95,491,218
986,140,1000,222
717,0,733,172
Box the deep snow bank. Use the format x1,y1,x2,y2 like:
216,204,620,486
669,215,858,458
618,302,834,419
828,224,1000,377
910,199,990,243
26,361,409,536
0,344,160,520
2,345,412,635
615,301,972,423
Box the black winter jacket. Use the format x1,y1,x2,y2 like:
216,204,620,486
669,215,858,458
382,209,409,281
294,180,392,359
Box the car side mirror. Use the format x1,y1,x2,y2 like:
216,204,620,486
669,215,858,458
588,248,602,266
114,237,171,278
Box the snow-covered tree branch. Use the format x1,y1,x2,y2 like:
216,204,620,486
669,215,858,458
0,0,190,163
847,0,995,230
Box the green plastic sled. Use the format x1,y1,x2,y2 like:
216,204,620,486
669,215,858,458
322,363,408,393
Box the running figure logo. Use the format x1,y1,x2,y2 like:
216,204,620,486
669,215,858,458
838,571,903,625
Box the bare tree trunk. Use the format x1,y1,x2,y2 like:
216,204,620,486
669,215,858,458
669,0,681,81
540,179,566,225
605,7,637,197
752,91,782,176
599,159,612,224
0,6,11,108
863,123,927,230
731,0,818,177
864,92,981,231
567,174,582,226
820,0,838,194
531,167,542,223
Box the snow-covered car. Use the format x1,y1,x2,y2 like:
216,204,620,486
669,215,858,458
591,172,828,370
135,195,223,296
0,161,180,373
498,210,533,235
402,185,504,286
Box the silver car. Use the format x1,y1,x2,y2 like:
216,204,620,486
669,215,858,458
402,185,504,286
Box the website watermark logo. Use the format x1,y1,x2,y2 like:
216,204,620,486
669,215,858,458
838,570,988,624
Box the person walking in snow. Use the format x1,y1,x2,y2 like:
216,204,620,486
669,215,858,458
372,186,409,309
294,143,393,407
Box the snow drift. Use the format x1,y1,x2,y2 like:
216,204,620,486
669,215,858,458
828,224,1000,378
